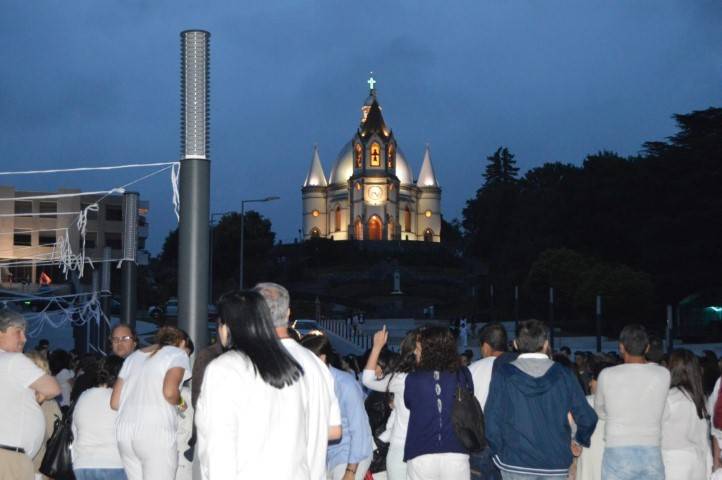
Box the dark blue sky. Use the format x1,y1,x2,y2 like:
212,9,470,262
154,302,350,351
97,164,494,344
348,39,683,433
1,1,721,253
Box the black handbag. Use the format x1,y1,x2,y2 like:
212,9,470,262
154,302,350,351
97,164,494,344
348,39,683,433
451,368,487,452
40,401,76,480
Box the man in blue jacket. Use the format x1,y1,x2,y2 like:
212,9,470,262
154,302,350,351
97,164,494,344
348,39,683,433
485,319,598,479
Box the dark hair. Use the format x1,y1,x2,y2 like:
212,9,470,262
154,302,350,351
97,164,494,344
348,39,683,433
418,326,459,372
96,355,124,388
560,346,571,356
387,328,420,376
645,334,665,363
619,324,649,356
590,358,613,381
111,323,137,341
479,323,508,352
184,334,194,356
49,349,73,375
287,327,301,342
300,333,341,369
377,348,398,374
219,290,303,389
515,319,549,354
668,349,707,419
150,326,188,356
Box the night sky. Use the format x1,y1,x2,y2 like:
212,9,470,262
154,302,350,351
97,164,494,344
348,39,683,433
1,1,720,253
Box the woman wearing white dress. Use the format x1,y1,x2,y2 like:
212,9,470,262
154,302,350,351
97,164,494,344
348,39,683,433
362,327,419,480
111,326,191,480
196,290,308,480
661,349,712,480
72,355,126,480
577,360,614,480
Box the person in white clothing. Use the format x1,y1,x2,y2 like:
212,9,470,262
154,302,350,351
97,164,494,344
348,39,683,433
49,349,74,408
363,327,419,480
661,349,712,480
111,326,191,480
196,290,309,480
254,282,342,480
0,309,61,480
595,324,670,480
72,355,126,480
577,359,613,480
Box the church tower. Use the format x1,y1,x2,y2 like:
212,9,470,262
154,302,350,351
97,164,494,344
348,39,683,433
301,77,441,243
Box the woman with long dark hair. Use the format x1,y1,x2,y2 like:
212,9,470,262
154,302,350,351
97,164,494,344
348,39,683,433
404,326,471,480
111,326,191,480
362,326,420,480
196,290,307,480
661,349,712,480
301,333,373,480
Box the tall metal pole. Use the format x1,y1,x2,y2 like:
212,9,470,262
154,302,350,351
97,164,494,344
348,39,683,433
239,201,245,289
101,247,112,353
489,283,494,323
121,191,139,330
548,287,555,351
666,304,674,354
208,220,214,303
595,295,602,353
514,285,519,331
178,30,210,349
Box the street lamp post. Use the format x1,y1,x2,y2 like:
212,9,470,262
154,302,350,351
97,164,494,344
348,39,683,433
239,196,280,288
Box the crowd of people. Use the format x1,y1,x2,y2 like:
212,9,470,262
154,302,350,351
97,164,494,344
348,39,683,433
2,283,722,480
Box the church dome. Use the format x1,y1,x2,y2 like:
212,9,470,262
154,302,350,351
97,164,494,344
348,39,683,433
328,140,414,185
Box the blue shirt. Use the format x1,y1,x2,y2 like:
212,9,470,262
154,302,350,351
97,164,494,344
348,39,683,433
403,368,471,462
327,367,373,470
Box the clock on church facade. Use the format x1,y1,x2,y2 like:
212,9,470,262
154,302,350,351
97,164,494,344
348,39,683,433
302,78,441,242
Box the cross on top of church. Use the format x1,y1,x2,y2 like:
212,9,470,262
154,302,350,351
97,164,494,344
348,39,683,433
367,75,376,91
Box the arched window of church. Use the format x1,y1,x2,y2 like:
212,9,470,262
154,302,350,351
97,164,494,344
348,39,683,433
310,227,321,238
370,143,381,167
335,205,342,232
424,228,433,242
354,217,363,240
404,206,411,233
354,143,363,168
387,144,395,168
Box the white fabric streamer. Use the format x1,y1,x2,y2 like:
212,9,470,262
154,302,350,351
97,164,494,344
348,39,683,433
0,161,178,176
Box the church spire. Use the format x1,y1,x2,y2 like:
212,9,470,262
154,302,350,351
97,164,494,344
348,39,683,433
417,144,439,188
303,144,327,187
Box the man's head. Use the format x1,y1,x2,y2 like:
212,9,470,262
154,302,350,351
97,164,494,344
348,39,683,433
0,309,27,352
619,324,649,359
253,282,290,328
479,322,508,358
559,346,571,357
645,334,664,363
110,324,137,358
513,319,549,354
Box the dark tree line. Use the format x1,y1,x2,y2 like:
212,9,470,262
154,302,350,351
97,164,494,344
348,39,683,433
463,107,722,330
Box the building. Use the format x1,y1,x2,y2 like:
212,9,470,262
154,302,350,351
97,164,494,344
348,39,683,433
0,186,149,286
302,80,442,242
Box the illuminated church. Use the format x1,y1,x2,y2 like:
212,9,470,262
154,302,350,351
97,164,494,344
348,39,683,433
302,79,441,242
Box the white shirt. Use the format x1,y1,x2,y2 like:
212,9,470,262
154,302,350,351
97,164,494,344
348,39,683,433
708,377,722,441
361,369,409,446
117,346,191,433
595,362,670,447
0,350,46,457
71,387,123,469
196,350,309,480
55,368,74,407
468,356,496,411
661,388,712,479
281,339,341,480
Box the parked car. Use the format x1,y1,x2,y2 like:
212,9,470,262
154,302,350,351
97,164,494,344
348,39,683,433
292,319,321,336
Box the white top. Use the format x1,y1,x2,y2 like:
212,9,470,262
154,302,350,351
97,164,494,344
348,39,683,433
71,387,123,469
661,388,712,473
468,356,496,411
576,395,605,480
196,350,309,480
0,350,45,457
361,369,409,446
55,368,74,407
595,363,670,447
116,346,191,432
708,377,722,441
281,339,341,480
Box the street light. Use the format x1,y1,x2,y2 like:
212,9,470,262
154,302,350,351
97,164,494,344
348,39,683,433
240,196,280,288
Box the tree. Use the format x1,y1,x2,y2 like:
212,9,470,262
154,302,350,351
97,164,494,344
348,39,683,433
483,147,519,186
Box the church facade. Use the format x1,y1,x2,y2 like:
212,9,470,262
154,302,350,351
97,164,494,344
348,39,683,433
302,82,441,242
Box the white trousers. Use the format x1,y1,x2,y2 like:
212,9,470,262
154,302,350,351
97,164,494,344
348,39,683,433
407,453,470,480
385,442,407,480
327,455,372,480
117,422,178,480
